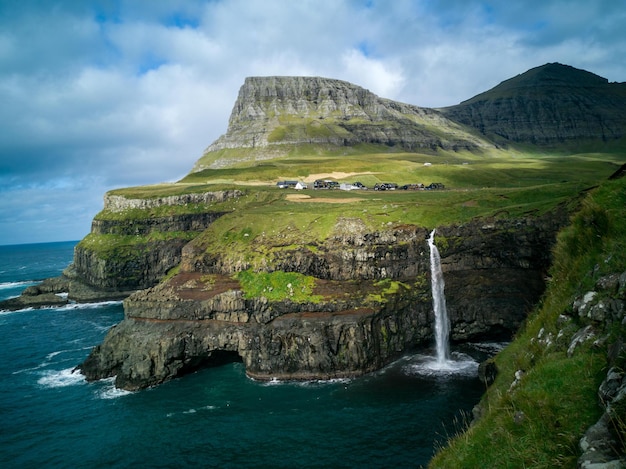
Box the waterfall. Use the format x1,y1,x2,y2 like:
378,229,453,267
428,229,450,364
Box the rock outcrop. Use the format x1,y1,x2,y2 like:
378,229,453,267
0,276,70,311
68,190,243,299
567,272,626,468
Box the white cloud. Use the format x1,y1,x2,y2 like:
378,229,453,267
341,49,405,98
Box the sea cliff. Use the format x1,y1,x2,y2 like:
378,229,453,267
79,209,568,390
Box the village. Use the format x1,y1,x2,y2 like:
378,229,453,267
276,180,445,191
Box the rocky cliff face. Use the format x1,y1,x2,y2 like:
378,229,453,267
192,76,490,171
441,63,626,146
64,191,242,301
79,207,568,390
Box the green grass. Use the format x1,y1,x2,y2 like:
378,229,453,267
100,147,621,273
431,351,605,468
236,269,322,303
78,231,198,258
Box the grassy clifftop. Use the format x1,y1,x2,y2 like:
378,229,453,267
86,146,623,269
429,175,626,468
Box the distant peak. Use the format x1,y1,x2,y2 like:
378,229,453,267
497,62,609,90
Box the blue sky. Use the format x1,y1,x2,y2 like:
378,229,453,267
1,0,625,245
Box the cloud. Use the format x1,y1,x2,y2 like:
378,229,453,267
341,49,405,98
0,0,625,244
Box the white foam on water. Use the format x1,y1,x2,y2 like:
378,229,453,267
37,367,86,388
46,350,65,360
93,377,133,399
0,280,38,290
167,405,216,417
259,377,351,387
56,300,123,311
404,353,478,378
97,385,133,400
1,307,33,315
263,377,283,386
13,362,48,375
297,378,352,387
1,300,122,315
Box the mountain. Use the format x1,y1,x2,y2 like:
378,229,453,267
191,64,626,175
440,62,626,146
191,76,490,173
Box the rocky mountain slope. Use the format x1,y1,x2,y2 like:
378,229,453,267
191,76,491,172
441,63,626,146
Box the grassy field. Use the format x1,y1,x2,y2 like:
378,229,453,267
109,146,623,222
93,146,625,262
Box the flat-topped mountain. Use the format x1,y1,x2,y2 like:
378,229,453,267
192,76,489,172
441,62,626,146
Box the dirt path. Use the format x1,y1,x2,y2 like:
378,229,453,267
303,171,376,182
285,194,365,203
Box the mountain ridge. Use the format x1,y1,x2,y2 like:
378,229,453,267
192,63,626,173
441,62,626,145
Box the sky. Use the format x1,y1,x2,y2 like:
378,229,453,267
1,0,625,245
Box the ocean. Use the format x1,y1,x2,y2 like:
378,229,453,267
0,241,494,468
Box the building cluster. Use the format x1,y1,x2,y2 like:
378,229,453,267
276,180,445,191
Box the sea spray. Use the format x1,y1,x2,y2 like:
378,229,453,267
428,229,450,364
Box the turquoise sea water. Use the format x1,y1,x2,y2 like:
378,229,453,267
0,242,494,468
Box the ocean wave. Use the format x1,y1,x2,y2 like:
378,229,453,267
0,280,38,290
0,300,123,315
0,306,36,315
13,362,48,375
45,346,93,361
166,405,217,417
13,346,93,376
96,379,134,400
57,300,123,311
37,367,86,388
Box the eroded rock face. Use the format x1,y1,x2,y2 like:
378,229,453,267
79,208,568,390
193,76,490,171
66,192,241,300
79,271,433,389
103,190,242,213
